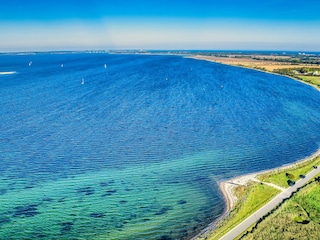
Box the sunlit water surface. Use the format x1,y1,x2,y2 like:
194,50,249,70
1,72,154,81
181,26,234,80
0,53,319,239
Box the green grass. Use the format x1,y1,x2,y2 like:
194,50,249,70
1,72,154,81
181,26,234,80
257,155,320,188
271,68,320,89
204,181,280,240
240,174,320,240
299,76,320,86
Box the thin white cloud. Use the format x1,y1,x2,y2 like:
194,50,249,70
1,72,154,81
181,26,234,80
1,18,319,51
104,18,320,50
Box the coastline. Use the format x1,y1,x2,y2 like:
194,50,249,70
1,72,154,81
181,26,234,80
189,54,320,239
193,147,320,239
221,147,320,210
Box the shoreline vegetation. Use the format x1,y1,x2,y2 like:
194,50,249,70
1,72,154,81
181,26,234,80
191,53,320,240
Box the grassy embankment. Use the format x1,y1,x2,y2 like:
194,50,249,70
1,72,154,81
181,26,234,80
203,155,320,240
257,155,320,188
240,173,320,240
202,183,279,240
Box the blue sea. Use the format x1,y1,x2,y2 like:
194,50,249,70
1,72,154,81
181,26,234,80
0,53,320,240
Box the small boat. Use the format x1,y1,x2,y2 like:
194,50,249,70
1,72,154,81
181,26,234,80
104,64,107,69
81,78,85,85
29,61,32,66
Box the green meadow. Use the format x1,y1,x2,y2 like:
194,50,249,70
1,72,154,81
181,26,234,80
240,174,320,240
203,182,279,240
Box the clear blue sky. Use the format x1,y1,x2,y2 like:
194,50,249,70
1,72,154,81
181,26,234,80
1,0,320,51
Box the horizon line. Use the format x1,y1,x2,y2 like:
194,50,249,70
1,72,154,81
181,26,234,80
1,49,320,54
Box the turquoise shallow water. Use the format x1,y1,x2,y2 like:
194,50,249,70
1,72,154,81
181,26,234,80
0,53,320,239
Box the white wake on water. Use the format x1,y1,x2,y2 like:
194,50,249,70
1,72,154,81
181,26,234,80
0,71,16,75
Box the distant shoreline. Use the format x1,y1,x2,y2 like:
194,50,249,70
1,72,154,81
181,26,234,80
189,55,320,91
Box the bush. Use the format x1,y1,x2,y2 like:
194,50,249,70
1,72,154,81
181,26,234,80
286,173,294,179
